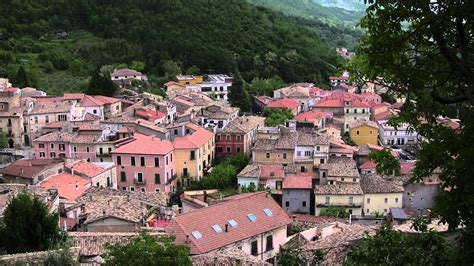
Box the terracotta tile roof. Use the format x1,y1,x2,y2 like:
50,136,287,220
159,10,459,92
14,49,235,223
294,110,331,123
62,93,85,101
267,98,299,110
69,232,165,256
34,131,75,142
237,164,260,178
136,109,165,121
191,248,271,265
276,85,310,97
43,121,66,129
172,126,214,149
222,116,265,134
83,112,101,121
39,172,90,201
0,159,60,179
78,186,168,207
360,174,404,194
29,102,72,115
111,68,144,77
315,182,363,195
93,95,120,104
112,133,173,155
67,161,107,178
80,95,105,107
348,119,378,129
400,161,416,175
0,184,55,216
82,196,146,224
260,165,285,179
255,95,273,104
359,160,376,169
164,81,184,87
314,99,344,108
283,175,313,189
319,157,360,178
165,192,292,254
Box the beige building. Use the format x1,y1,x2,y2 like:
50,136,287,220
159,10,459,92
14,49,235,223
315,182,364,216
25,101,74,141
0,93,24,147
319,157,360,184
361,174,404,216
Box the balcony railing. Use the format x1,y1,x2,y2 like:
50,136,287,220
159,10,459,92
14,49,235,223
134,178,146,184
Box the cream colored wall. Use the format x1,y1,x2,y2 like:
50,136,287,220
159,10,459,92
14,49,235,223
0,115,24,147
91,166,117,189
253,150,293,164
315,194,363,216
173,149,198,180
363,192,403,215
228,225,287,261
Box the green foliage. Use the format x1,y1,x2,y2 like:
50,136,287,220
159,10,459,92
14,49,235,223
146,87,167,98
0,132,8,148
105,232,191,266
162,60,182,80
277,247,324,266
228,71,253,112
346,224,453,265
185,65,200,75
202,164,237,190
86,69,117,96
319,206,349,218
221,153,250,173
248,76,285,96
351,0,474,260
42,247,78,266
368,149,400,176
342,132,357,146
130,60,145,72
263,108,294,127
0,192,61,254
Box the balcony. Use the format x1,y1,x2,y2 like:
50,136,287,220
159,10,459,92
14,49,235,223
317,202,362,208
134,178,146,185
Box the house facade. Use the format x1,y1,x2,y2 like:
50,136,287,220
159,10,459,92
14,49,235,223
348,119,379,145
216,116,265,156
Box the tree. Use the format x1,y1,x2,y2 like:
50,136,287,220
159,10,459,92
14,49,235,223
0,192,61,253
202,164,237,190
162,60,182,80
105,232,191,265
86,69,117,96
346,222,453,265
130,60,145,72
368,149,400,176
185,65,200,75
277,247,324,266
319,206,349,218
247,76,285,96
222,153,250,173
228,71,252,112
263,108,294,127
16,66,29,87
352,0,474,260
0,132,8,148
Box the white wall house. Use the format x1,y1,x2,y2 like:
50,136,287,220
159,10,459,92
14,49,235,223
378,120,418,147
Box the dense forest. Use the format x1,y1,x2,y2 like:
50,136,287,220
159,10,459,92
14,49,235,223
0,0,344,95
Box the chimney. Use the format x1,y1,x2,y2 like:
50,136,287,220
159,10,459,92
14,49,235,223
225,224,228,233
186,235,190,244
71,167,74,176
75,181,79,190
203,191,208,203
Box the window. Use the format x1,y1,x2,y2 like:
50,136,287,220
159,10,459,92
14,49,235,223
354,109,358,114
140,157,145,166
116,156,122,165
302,201,307,207
59,144,65,151
226,147,231,153
174,129,178,135
251,240,258,256
190,150,196,160
216,135,221,141
99,147,103,155
170,153,173,162
226,135,231,141
141,188,146,192
236,147,241,152
384,198,388,203
300,166,305,173
384,209,387,213
45,116,49,123
228,219,238,228
58,114,67,121
320,159,325,164
367,198,371,204
217,146,222,152
212,224,223,233
283,153,287,159
73,146,77,152
39,143,45,149
266,235,273,251
356,130,360,135
346,109,349,114
263,209,273,216
86,146,90,153
304,151,311,156
50,152,56,158
285,201,289,207
247,213,257,222
34,116,38,124
367,209,370,213
237,135,241,141
154,157,160,167
322,172,327,178
131,156,136,166
369,130,373,135
395,198,399,203
297,151,301,156
93,110,97,114
325,196,330,204
155,173,160,184
50,143,55,149
183,168,188,177
39,152,45,158
266,153,270,159
135,173,144,183
349,197,354,204
155,188,160,192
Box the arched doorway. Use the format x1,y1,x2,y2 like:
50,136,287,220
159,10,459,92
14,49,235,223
8,139,14,148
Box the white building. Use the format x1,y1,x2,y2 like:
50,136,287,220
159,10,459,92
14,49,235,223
199,75,233,101
378,120,418,147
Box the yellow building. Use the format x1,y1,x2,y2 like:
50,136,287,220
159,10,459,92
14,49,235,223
314,182,364,216
0,93,25,148
361,174,404,216
172,124,215,185
348,119,379,146
176,75,203,86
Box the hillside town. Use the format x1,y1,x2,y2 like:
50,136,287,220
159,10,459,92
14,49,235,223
0,66,456,264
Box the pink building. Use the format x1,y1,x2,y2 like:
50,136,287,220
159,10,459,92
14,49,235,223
111,133,174,193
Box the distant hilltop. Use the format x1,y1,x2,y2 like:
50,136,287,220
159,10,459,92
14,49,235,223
314,0,368,12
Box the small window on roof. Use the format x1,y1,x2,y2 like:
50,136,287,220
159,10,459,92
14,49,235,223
191,231,202,240
228,219,238,228
263,209,273,217
247,213,257,222
212,224,223,233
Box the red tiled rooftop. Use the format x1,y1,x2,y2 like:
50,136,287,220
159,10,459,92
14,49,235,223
164,81,184,87
0,159,58,179
112,133,173,155
173,127,214,149
68,161,107,178
260,165,285,179
314,99,344,108
63,93,85,101
43,121,65,129
360,160,376,169
39,172,90,201
400,161,416,175
294,110,330,122
165,192,292,254
267,98,299,110
136,110,165,121
283,175,312,189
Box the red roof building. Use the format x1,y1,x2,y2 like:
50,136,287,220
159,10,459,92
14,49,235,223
267,98,300,115
39,172,91,201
